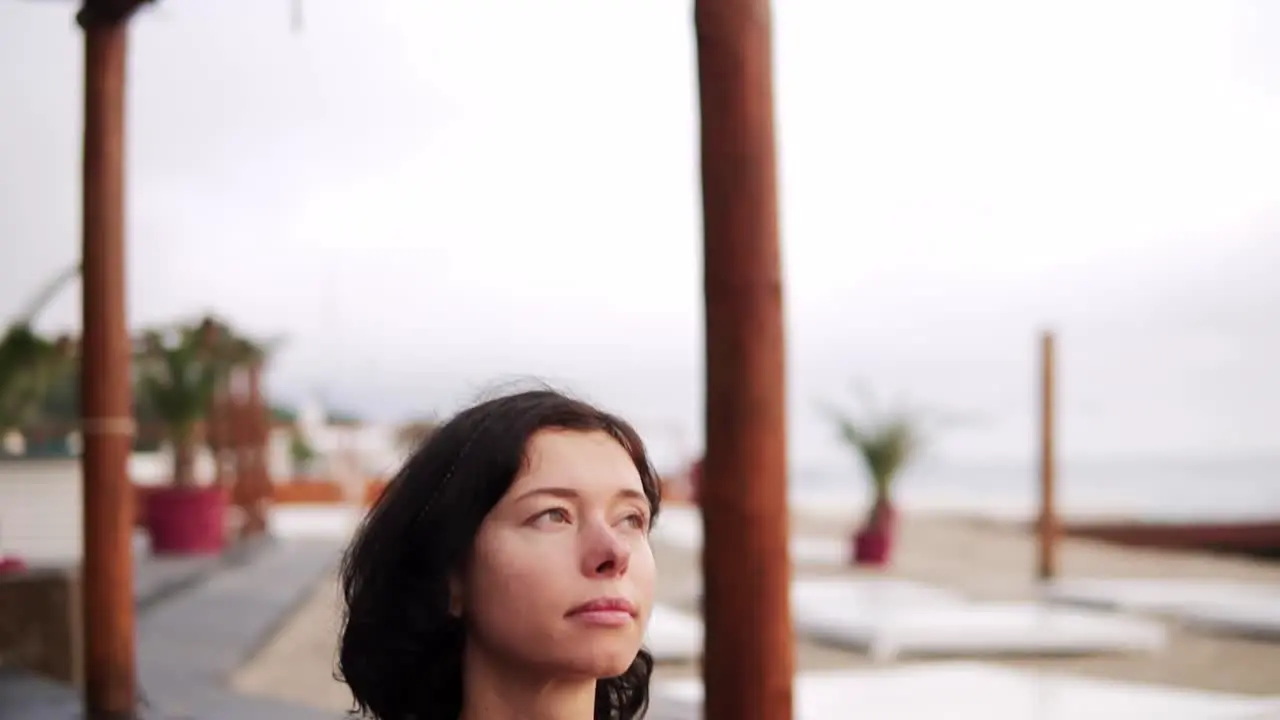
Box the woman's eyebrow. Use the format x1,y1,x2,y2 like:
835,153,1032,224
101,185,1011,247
512,487,647,504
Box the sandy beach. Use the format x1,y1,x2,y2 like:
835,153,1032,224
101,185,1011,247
230,509,1280,714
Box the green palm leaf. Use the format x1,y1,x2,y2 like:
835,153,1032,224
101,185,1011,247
823,387,925,504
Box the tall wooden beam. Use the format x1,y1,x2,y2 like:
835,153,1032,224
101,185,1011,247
1037,330,1059,580
695,1,793,719
239,363,272,538
78,1,147,716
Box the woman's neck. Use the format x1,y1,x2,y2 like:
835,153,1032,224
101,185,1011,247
458,645,596,720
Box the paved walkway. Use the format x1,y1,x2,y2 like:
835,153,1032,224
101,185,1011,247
1,537,345,719
134,548,224,612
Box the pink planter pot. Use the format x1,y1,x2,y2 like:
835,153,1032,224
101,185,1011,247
851,500,898,567
144,486,228,556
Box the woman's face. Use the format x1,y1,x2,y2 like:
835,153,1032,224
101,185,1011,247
456,429,656,679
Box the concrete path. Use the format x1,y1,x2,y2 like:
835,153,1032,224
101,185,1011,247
1,537,345,719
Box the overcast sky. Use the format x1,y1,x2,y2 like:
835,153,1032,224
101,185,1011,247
2,0,1278,467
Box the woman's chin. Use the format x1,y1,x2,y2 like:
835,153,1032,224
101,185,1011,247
559,644,642,680
597,653,640,679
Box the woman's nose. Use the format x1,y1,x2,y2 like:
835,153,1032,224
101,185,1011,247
580,522,631,578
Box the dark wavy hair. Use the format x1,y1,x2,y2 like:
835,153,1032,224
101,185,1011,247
337,389,662,720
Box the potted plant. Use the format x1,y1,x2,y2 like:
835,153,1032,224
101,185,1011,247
0,263,82,444
0,263,80,435
0,328,76,445
134,317,235,555
288,428,317,477
827,391,923,567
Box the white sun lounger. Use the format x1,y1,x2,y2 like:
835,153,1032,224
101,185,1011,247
786,536,851,566
1045,577,1280,616
791,576,963,609
644,604,704,663
644,578,958,664
793,579,1166,661
1178,597,1280,641
647,662,1280,720
1045,577,1280,641
269,504,363,539
684,576,963,611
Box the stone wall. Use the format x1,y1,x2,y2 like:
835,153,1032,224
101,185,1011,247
0,566,81,687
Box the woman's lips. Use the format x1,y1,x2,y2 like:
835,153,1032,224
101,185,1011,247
566,596,638,627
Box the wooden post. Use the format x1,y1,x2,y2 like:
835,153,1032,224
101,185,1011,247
243,363,272,537
227,368,254,538
207,387,232,487
695,1,793,719
78,2,140,715
1037,330,1059,580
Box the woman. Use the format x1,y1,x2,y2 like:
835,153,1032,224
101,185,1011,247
338,389,661,720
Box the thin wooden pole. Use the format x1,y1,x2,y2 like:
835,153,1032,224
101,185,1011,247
242,363,271,537
695,1,793,718
79,5,137,716
1037,330,1059,580
229,367,256,538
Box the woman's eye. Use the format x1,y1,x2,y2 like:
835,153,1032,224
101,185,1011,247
623,512,648,530
535,508,572,525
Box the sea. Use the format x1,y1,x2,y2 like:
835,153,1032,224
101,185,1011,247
785,455,1280,524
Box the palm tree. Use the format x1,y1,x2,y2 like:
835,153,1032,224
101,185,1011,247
0,263,81,439
825,387,925,524
0,328,76,438
825,387,929,565
134,317,235,487
831,410,920,513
